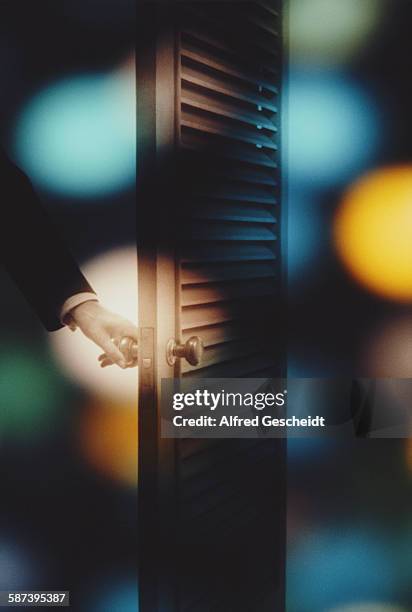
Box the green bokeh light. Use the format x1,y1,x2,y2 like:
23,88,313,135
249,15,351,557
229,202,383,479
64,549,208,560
0,345,72,441
288,0,384,65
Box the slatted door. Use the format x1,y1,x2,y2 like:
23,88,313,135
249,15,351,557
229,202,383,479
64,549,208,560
177,1,282,379
137,2,286,610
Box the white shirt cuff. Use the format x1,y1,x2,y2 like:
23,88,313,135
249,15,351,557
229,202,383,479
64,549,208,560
60,292,98,327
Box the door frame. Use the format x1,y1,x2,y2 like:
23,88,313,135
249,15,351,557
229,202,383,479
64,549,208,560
137,3,178,610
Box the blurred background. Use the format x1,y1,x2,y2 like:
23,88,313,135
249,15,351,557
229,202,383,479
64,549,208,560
286,0,412,610
0,1,138,610
0,0,411,611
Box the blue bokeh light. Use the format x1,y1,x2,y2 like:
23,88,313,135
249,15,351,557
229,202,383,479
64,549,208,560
287,70,380,189
13,73,135,198
288,528,397,612
287,189,326,286
62,0,135,27
287,438,336,464
93,578,138,612
0,537,40,590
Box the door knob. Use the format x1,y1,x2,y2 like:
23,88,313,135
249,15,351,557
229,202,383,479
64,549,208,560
116,336,138,367
166,336,204,367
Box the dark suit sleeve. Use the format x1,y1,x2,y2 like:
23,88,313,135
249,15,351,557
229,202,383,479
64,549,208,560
0,153,95,331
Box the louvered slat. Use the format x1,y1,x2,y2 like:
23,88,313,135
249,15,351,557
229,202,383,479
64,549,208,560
181,298,275,329
181,130,278,167
181,261,276,284
180,35,278,93
182,324,249,348
183,4,278,60
181,65,277,112
181,90,277,131
182,277,277,307
190,181,278,203
182,202,277,223
181,243,277,264
182,354,280,379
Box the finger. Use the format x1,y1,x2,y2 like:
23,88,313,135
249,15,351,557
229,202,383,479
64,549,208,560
100,359,115,368
98,353,113,367
100,338,127,368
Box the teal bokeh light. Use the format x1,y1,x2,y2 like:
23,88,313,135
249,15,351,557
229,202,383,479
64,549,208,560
288,70,380,189
93,578,138,612
288,528,397,612
13,73,135,198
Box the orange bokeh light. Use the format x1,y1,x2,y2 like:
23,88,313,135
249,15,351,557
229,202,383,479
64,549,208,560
79,399,137,487
334,166,412,301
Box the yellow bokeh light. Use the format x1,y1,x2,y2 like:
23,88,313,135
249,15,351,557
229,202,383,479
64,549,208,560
79,398,137,487
334,167,412,301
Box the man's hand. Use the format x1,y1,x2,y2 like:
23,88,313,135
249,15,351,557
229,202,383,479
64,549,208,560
69,301,138,369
